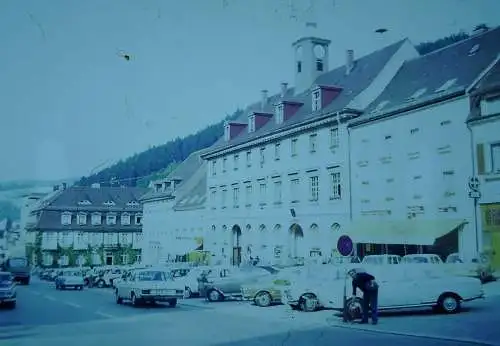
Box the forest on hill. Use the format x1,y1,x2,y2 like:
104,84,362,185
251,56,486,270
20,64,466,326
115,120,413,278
76,25,489,188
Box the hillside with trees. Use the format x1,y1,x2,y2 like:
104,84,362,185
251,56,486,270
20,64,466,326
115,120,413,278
77,26,488,188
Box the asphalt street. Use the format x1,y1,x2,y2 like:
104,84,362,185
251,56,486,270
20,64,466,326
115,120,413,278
0,278,498,346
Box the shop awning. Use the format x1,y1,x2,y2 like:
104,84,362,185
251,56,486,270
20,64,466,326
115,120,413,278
347,219,468,245
167,237,204,256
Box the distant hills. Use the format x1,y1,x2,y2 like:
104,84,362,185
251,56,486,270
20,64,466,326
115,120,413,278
74,25,489,188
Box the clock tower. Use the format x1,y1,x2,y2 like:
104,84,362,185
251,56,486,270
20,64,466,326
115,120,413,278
292,25,331,95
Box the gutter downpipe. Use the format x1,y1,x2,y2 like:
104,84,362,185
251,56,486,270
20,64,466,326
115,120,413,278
466,90,480,257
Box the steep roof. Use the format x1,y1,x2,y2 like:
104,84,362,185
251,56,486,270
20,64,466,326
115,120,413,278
354,26,500,126
202,39,407,156
172,162,207,211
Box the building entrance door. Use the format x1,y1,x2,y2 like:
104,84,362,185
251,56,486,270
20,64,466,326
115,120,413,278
105,252,113,265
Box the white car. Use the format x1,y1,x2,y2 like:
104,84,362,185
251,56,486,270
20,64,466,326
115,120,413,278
174,266,211,298
282,266,484,314
115,269,185,307
55,269,85,290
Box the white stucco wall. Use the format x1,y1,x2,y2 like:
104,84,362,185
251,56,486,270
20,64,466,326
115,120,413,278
350,97,478,259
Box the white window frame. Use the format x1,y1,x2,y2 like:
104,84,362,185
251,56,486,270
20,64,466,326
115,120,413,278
91,213,101,225
232,186,240,208
291,138,298,156
221,188,228,208
312,89,321,111
329,170,342,200
121,213,131,225
274,142,280,160
210,189,217,209
259,147,265,167
290,178,300,203
222,157,227,172
273,180,282,204
258,181,267,205
233,154,239,171
77,213,87,225
309,176,319,201
245,184,252,207
246,150,252,167
61,212,72,225
491,142,500,173
330,128,339,148
106,213,117,225
275,103,284,124
309,133,317,153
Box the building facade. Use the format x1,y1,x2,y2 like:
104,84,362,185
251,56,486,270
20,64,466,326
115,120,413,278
469,61,500,269
27,184,147,267
348,27,500,261
200,32,419,266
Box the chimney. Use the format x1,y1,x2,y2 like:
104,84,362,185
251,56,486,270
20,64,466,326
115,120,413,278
280,83,288,97
346,49,354,75
261,89,268,109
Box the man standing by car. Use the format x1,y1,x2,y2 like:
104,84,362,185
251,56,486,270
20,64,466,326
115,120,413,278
347,268,379,325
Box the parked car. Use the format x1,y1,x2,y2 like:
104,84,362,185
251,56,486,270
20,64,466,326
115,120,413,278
445,252,495,283
241,266,305,307
362,254,401,265
401,254,443,264
200,265,278,302
115,269,185,307
0,272,17,309
282,265,484,314
55,269,85,290
1,257,31,285
174,266,211,298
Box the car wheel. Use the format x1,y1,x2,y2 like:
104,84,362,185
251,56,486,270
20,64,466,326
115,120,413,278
184,287,193,298
168,299,177,308
115,290,123,304
346,297,363,321
207,289,223,302
254,291,272,307
299,293,319,312
438,294,461,314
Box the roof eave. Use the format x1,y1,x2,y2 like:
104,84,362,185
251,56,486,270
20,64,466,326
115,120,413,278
349,90,465,128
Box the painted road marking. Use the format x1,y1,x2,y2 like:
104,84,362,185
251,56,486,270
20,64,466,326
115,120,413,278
95,312,115,319
64,301,82,308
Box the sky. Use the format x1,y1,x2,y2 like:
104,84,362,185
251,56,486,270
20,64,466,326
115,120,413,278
0,0,499,182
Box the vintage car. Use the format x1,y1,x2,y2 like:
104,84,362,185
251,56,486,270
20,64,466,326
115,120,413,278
282,265,484,314
401,254,443,264
0,271,17,309
174,266,211,298
241,266,305,307
200,266,278,302
115,269,185,307
55,269,85,290
362,254,401,265
445,252,495,283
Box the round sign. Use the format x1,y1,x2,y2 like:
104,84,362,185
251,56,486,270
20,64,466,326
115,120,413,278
337,235,353,256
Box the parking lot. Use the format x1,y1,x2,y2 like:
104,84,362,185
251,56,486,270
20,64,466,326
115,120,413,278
1,278,500,346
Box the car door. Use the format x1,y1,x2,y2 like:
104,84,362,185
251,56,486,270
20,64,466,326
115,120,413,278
376,270,416,308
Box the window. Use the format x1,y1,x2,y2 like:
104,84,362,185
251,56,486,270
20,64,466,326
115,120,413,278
309,176,319,201
440,120,451,126
103,200,115,207
210,189,217,208
275,103,284,124
211,160,216,176
410,128,419,135
259,147,265,167
121,213,131,225
106,233,115,245
291,138,298,156
246,151,252,167
222,157,227,172
290,178,300,202
330,128,339,148
135,214,142,225
232,186,240,208
316,59,323,71
273,181,282,204
329,170,342,200
77,232,85,245
77,213,87,225
248,115,256,133
259,181,267,205
274,143,280,160
245,184,252,206
61,212,71,225
312,90,321,111
106,213,117,225
127,201,139,207
120,233,129,244
233,154,239,171
492,143,500,173
297,61,302,73
221,188,227,208
309,134,317,152
91,213,101,225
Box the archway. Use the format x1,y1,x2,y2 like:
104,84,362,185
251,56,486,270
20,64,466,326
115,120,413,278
231,225,242,266
289,223,304,258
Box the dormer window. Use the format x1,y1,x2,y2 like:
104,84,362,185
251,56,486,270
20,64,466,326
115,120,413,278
275,103,284,124
77,212,87,225
103,200,115,207
312,90,321,111
106,213,117,225
127,201,139,207
91,213,102,225
78,200,91,206
248,115,256,133
121,213,131,225
61,212,72,225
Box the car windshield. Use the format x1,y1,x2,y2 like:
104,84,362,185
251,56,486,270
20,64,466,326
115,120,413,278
405,256,429,263
8,258,27,267
137,271,168,281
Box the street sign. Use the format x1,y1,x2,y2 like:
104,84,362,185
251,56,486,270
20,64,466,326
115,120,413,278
337,235,353,256
469,191,481,199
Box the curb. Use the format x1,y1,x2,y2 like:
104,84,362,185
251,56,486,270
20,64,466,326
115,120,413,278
327,322,498,346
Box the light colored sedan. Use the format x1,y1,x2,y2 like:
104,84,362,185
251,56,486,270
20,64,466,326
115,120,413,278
115,269,185,307
55,270,85,290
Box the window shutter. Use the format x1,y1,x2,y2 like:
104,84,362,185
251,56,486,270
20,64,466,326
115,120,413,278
476,143,486,174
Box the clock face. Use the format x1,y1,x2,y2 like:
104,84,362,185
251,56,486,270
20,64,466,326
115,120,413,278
295,45,303,59
314,44,325,58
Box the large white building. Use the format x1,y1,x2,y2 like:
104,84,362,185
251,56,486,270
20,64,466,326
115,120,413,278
347,27,500,261
468,61,500,268
141,26,500,268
